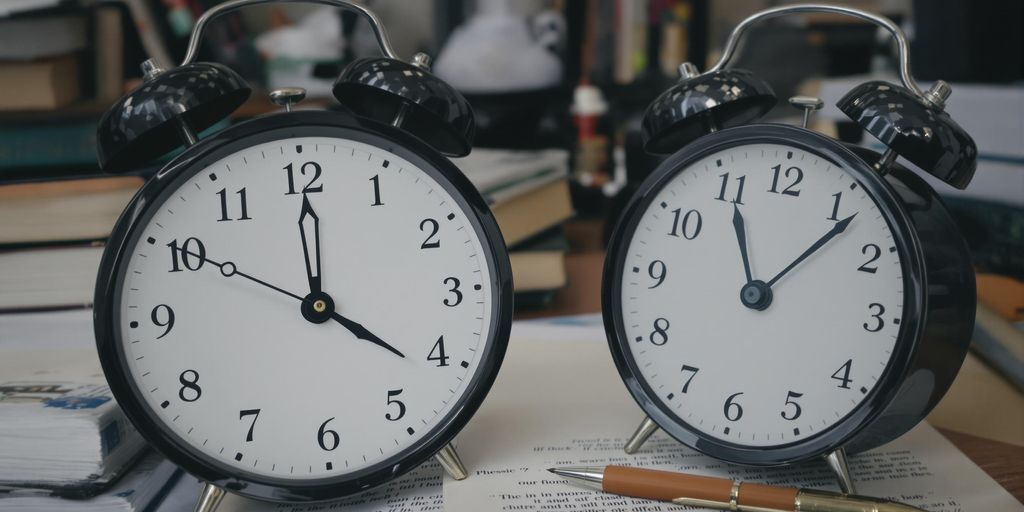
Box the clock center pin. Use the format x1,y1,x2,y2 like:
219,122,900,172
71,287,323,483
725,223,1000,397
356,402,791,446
739,280,772,311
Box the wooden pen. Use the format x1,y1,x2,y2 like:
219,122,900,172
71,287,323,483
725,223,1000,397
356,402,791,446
548,465,926,511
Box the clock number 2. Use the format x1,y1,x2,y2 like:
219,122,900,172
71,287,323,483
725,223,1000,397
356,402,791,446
420,218,441,249
386,389,406,421
284,162,324,195
178,369,202,402
858,244,881,273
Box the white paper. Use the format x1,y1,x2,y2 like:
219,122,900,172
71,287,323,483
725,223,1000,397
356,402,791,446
445,314,1024,511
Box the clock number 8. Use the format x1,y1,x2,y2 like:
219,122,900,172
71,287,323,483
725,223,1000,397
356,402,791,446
649,318,670,345
178,369,202,402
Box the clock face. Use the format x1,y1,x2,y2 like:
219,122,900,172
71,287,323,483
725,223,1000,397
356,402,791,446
106,126,506,488
612,138,909,450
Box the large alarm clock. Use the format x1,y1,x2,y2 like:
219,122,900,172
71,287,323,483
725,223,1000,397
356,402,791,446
92,1,512,509
603,5,976,492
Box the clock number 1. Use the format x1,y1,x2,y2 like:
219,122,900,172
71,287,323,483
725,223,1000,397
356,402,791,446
370,174,384,206
827,192,843,221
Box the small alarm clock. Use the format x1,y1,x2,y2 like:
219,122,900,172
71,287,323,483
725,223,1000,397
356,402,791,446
602,5,976,492
92,1,512,509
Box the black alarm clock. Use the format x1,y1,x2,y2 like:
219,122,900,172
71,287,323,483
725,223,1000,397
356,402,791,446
602,5,976,492
92,1,512,509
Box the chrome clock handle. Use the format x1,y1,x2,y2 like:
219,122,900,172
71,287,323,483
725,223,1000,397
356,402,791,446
707,4,944,107
180,0,400,67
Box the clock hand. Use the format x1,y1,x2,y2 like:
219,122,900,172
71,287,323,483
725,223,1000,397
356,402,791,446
328,311,405,358
732,204,754,284
174,248,404,358
298,195,322,295
765,213,857,288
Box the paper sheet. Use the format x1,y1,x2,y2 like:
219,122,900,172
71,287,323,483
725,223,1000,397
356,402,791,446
445,315,1023,511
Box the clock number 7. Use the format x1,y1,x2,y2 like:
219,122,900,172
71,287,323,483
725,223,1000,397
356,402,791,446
680,365,699,393
239,409,260,442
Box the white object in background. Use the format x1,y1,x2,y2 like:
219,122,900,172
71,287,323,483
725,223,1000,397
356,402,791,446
254,6,345,97
433,0,563,94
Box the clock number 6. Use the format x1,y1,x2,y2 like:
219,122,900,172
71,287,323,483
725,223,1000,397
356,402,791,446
317,417,340,451
239,409,260,442
386,389,406,421
724,392,744,422
781,391,803,420
178,369,201,402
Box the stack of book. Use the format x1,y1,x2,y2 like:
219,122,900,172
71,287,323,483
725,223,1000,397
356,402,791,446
455,148,575,308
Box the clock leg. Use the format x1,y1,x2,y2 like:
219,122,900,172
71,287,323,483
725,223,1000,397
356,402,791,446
193,482,226,512
435,443,468,480
624,416,660,454
824,448,857,494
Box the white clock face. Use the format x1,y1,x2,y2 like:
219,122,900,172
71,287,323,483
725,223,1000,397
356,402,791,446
619,142,905,447
115,135,498,480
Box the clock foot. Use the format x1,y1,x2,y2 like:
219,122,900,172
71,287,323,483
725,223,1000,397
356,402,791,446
435,443,468,480
193,482,226,512
824,448,857,494
624,416,660,454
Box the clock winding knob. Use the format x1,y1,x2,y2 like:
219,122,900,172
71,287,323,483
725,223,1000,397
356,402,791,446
269,87,307,112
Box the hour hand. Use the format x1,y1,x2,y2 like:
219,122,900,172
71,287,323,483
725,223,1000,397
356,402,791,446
298,195,321,295
329,311,405,358
732,204,754,284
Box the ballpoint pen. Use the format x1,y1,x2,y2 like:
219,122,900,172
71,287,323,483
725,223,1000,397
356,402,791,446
548,465,927,511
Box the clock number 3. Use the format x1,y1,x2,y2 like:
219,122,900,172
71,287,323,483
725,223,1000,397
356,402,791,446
863,303,886,332
443,277,462,306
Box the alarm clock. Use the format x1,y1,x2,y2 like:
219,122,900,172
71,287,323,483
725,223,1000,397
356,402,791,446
92,1,512,509
602,5,976,492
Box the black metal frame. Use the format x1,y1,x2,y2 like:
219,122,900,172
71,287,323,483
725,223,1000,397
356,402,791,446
94,110,514,501
603,123,973,466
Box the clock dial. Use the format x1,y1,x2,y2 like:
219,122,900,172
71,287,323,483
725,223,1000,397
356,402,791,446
113,135,498,480
617,142,905,447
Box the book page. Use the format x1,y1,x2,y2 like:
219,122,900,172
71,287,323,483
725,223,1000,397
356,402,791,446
445,315,1024,511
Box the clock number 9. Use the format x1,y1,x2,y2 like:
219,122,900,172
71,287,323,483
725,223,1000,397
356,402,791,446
317,417,340,451
723,392,744,422
283,162,323,195
781,391,803,420
178,369,202,402
167,238,205,272
647,260,666,289
151,304,174,339
443,277,462,306
863,303,885,332
668,208,702,239
385,389,406,421
649,318,670,345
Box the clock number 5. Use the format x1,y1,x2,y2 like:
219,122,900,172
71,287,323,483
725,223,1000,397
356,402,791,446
317,418,340,451
863,303,885,332
385,389,406,421
239,409,260,442
781,391,803,420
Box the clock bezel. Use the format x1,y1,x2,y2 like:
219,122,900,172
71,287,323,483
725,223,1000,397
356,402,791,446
94,110,514,501
603,123,927,465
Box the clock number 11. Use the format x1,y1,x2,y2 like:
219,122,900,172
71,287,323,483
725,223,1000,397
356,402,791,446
715,173,746,204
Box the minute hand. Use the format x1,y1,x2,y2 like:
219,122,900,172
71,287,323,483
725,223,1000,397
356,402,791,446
765,213,857,288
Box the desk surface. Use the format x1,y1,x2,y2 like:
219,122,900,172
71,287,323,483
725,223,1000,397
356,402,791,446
517,247,1024,503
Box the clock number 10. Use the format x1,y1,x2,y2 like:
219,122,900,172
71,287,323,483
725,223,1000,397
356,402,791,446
167,238,205,272
668,209,702,239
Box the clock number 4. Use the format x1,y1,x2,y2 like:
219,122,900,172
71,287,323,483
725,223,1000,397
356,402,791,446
428,335,450,367
832,359,854,389
668,209,702,239
386,389,406,421
239,409,260,442
167,238,205,272
715,173,746,204
768,165,802,197
216,188,251,222
284,162,324,195
178,369,202,402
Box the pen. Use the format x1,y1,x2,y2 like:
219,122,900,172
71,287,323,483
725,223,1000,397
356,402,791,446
548,465,926,511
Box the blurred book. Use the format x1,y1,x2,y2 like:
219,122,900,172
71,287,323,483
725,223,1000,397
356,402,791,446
510,228,567,296
0,176,143,247
0,15,87,61
0,244,103,312
0,119,98,170
0,55,80,110
456,148,574,246
0,452,183,511
0,309,146,494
